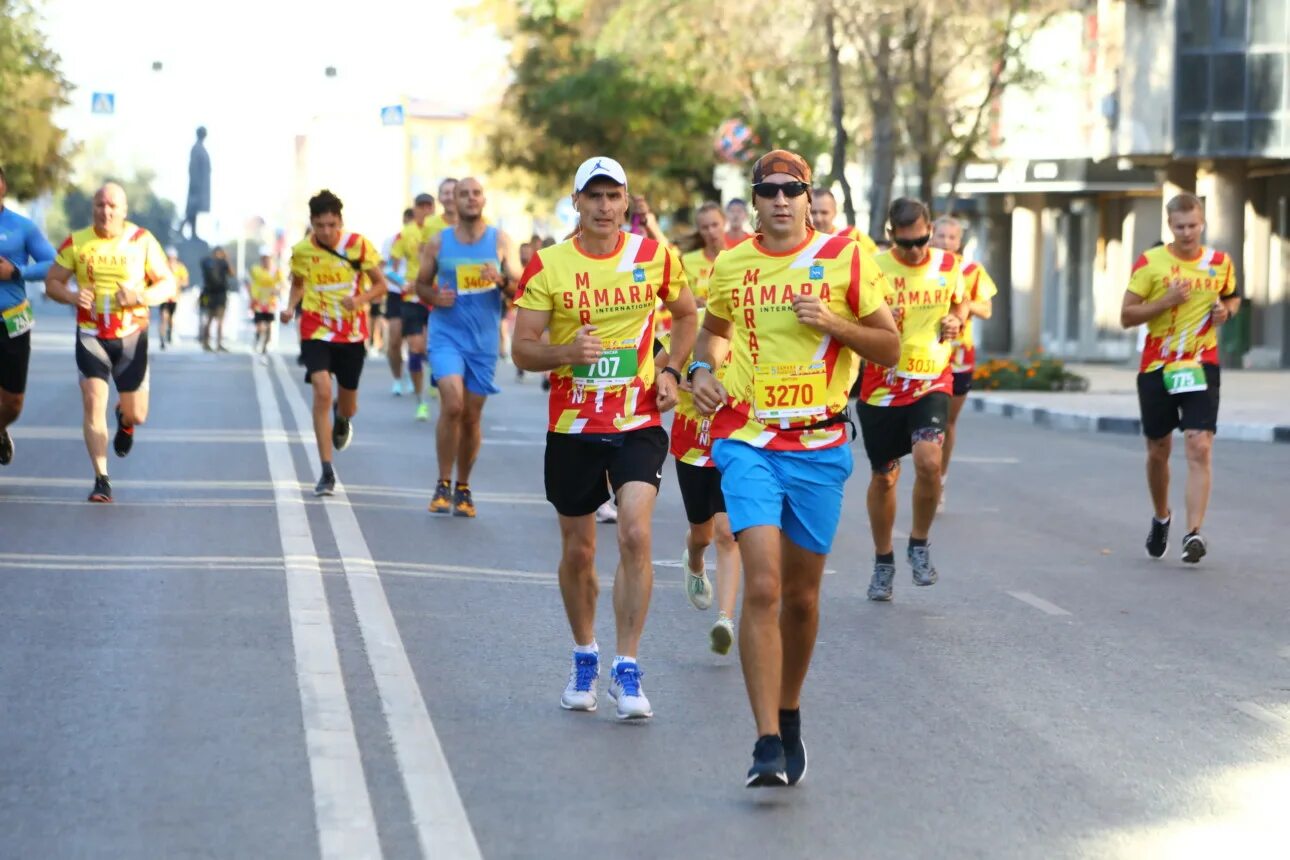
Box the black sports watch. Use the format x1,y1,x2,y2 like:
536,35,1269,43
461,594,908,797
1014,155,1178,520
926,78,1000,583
659,366,682,384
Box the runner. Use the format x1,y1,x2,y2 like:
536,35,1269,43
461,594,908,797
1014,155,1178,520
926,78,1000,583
860,198,967,602
387,199,430,398
689,150,899,786
280,189,388,497
402,183,457,419
724,197,753,247
199,246,235,352
810,187,880,257
512,156,698,721
0,164,56,466
158,247,188,350
671,201,742,653
1120,192,1239,564
929,215,996,510
416,177,523,517
43,183,175,502
247,251,281,356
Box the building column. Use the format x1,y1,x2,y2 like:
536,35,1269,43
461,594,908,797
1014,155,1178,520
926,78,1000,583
1009,194,1044,354
1201,162,1247,366
1161,162,1196,243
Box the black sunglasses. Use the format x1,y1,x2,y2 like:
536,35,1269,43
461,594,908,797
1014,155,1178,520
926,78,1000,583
891,234,931,249
752,181,810,200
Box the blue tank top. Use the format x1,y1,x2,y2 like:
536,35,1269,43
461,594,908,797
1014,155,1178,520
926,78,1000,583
431,225,503,354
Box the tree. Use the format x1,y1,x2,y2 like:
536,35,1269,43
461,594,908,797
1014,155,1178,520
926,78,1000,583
0,0,74,199
60,171,179,247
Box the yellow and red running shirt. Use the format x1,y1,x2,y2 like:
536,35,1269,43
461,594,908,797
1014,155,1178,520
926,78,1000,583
670,246,726,465
290,233,381,343
950,260,997,372
706,230,888,451
836,225,880,258
516,232,687,434
861,248,965,406
1128,244,1237,373
55,223,169,339
249,264,280,312
387,228,414,294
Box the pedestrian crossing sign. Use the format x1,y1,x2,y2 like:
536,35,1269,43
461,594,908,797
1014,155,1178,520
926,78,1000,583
91,92,115,115
381,105,404,126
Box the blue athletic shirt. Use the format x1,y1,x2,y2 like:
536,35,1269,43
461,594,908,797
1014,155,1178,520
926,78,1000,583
0,206,56,312
432,225,504,355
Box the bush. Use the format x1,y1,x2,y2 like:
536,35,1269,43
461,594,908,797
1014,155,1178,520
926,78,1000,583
972,352,1088,391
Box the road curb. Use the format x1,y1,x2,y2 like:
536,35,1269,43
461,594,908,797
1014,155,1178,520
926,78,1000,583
969,396,1290,444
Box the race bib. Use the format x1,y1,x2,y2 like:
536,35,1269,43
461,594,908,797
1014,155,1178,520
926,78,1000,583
753,361,828,421
456,263,498,295
2,300,33,337
895,344,948,380
573,339,639,388
1163,360,1207,395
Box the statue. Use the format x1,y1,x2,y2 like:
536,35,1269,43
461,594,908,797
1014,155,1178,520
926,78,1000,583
184,126,211,239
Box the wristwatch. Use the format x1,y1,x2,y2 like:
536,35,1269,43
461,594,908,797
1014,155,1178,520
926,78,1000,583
686,360,713,381
659,366,682,384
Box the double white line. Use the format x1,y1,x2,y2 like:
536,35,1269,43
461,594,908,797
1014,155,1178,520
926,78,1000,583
254,355,481,860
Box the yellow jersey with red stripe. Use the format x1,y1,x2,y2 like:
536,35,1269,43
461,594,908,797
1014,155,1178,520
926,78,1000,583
861,248,965,406
249,265,280,312
950,260,997,372
387,228,415,293
705,230,888,451
680,248,720,306
515,232,687,435
1128,245,1237,373
836,225,879,258
670,247,725,466
290,233,381,343
55,223,168,339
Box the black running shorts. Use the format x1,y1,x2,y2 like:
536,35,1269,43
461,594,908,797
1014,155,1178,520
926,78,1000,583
0,325,31,395
952,370,973,397
301,339,367,391
401,300,430,336
1137,364,1220,439
857,393,949,473
675,459,726,525
76,329,150,393
544,426,668,517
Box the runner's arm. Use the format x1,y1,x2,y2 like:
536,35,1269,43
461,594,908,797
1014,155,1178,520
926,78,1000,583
496,230,523,298
43,262,79,305
281,274,305,323
139,264,176,307
1120,289,1183,328
18,223,56,282
512,308,596,372
661,285,698,378
414,235,441,303
968,296,993,320
691,312,733,377
793,293,901,367
362,266,388,303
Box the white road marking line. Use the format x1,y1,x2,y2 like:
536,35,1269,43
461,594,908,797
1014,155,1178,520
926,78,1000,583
272,354,482,860
0,495,277,509
1231,701,1290,728
11,425,312,444
653,558,838,575
1006,591,1073,616
953,456,1021,464
252,360,382,859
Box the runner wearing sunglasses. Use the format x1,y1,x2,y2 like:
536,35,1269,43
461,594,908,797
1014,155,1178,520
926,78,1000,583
859,198,967,602
690,150,899,787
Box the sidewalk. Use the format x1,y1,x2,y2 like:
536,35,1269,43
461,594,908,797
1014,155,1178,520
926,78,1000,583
971,362,1290,443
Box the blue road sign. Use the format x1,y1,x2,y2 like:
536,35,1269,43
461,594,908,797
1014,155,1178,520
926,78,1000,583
381,105,405,126
91,92,116,115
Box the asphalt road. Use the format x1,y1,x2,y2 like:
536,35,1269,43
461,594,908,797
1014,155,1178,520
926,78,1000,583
3,307,1288,859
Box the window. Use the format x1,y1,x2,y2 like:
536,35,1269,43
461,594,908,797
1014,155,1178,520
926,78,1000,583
1178,0,1211,48
1213,119,1247,151
1251,0,1287,45
1248,52,1284,113
1250,118,1283,150
1212,53,1247,112
1218,0,1247,42
1177,55,1210,115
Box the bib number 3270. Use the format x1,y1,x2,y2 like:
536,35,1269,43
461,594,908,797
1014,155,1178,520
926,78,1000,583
754,362,827,421
2,300,33,337
1162,360,1207,395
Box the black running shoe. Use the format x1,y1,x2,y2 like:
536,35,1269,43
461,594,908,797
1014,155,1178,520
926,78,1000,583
332,412,353,452
113,407,134,458
746,735,789,788
314,471,336,497
780,710,808,787
0,428,13,465
1182,531,1207,564
1145,515,1170,559
88,475,112,503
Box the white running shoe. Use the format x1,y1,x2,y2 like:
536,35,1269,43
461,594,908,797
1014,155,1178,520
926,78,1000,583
682,547,713,610
595,500,618,523
391,379,403,396
608,661,652,720
710,614,735,655
560,651,599,712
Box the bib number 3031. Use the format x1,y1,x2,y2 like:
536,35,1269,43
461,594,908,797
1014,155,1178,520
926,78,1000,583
753,362,827,421
2,300,34,337
1162,360,1207,395
573,344,639,388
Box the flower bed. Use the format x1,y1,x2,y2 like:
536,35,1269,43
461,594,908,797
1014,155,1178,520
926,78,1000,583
972,352,1089,391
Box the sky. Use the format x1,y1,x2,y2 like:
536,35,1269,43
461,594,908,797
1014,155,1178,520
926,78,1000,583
42,0,509,238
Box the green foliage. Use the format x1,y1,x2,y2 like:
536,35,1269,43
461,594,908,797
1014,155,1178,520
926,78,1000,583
59,171,179,247
973,353,1089,391
0,0,74,198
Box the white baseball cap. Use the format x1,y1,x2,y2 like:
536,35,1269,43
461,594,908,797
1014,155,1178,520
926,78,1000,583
573,156,628,193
